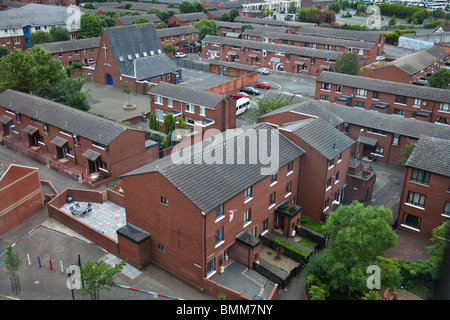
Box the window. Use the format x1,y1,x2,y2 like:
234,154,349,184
374,146,384,155
392,135,399,146
413,98,421,107
216,204,224,219
167,99,173,108
250,227,257,237
326,177,332,189
335,171,340,183
395,95,407,104
443,202,450,217
439,103,450,112
324,198,330,210
244,186,252,200
158,244,166,253
328,159,334,168
407,191,426,208
320,95,330,101
410,169,430,185
356,88,367,97
286,181,292,196
269,192,276,206
185,103,194,113
262,219,268,232
161,197,168,206
207,258,215,276
321,82,331,91
336,85,342,93
436,116,449,125
215,227,224,245
394,109,405,116
402,213,421,230
244,209,251,224
199,106,205,116
287,161,294,174
354,101,365,109
372,91,380,100
270,173,277,185
154,95,162,105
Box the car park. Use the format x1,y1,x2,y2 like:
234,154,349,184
241,87,260,95
257,68,270,75
229,92,250,99
255,82,271,89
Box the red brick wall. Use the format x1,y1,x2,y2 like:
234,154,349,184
0,166,43,236
397,167,450,238
50,47,99,68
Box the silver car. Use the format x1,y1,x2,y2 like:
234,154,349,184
257,68,270,75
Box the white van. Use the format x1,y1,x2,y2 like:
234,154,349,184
236,98,250,116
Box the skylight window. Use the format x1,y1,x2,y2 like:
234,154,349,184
127,55,132,60
157,49,162,54
150,50,154,55
135,53,140,58
119,56,124,62
143,52,148,57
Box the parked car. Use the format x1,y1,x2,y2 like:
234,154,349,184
255,82,271,89
257,68,270,75
376,56,385,61
175,52,187,58
241,87,260,95
229,92,250,99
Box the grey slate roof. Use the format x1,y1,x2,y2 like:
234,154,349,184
38,37,101,54
234,16,306,28
375,45,450,76
0,3,82,29
116,14,161,25
216,20,288,33
149,82,225,109
406,135,450,177
280,118,355,160
156,25,198,38
0,89,136,146
203,35,341,60
104,23,180,80
207,9,231,18
172,12,208,22
317,72,450,104
243,29,373,50
297,25,382,42
122,122,305,213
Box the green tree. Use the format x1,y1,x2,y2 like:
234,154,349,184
4,244,22,295
132,17,149,24
194,19,217,41
124,2,132,9
361,290,382,300
163,113,176,135
0,46,10,59
156,21,168,29
248,94,294,124
398,138,417,166
148,112,160,131
317,202,398,298
218,13,231,22
30,31,54,45
428,68,450,89
50,26,70,42
122,83,132,106
179,1,195,13
83,2,95,9
177,117,188,129
340,0,350,10
99,15,117,27
330,2,342,14
162,43,174,52
411,8,430,24
388,15,397,27
334,51,360,75
46,75,90,111
78,13,103,39
229,8,239,21
79,259,126,300
287,1,297,14
240,24,253,32
427,221,450,280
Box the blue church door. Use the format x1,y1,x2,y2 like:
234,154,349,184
107,75,113,85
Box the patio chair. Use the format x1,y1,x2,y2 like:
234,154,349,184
70,206,77,215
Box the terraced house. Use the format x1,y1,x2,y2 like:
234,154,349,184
316,72,450,125
148,82,236,133
0,89,159,187
202,35,341,74
397,135,450,238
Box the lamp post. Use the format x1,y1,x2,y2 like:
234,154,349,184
356,128,364,160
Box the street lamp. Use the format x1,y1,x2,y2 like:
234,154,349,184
356,128,364,160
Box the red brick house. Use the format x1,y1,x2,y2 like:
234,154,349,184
202,35,340,74
115,14,161,26
242,28,379,66
167,12,209,27
367,45,450,84
397,135,450,238
83,23,181,94
0,162,43,236
156,25,199,54
233,16,305,33
0,89,159,187
38,37,101,67
148,82,236,133
316,72,450,125
216,20,287,37
120,123,305,288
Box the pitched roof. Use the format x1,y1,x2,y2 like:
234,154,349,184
172,12,208,22
317,71,450,104
149,82,225,109
375,45,450,75
203,35,341,60
116,14,161,25
406,135,450,177
122,122,305,213
0,3,82,29
38,37,101,54
215,20,288,33
297,25,382,42
280,118,355,160
156,25,198,38
0,89,136,146
104,23,180,79
234,16,306,28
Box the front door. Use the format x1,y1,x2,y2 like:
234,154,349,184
107,74,113,85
